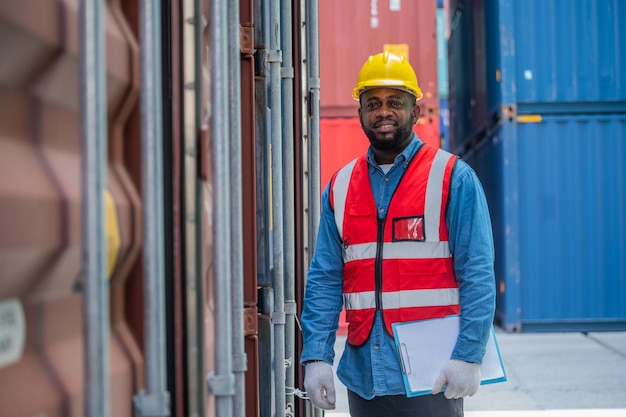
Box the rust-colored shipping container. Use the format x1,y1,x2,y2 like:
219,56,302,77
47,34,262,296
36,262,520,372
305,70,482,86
0,1,142,416
0,0,312,416
318,0,439,120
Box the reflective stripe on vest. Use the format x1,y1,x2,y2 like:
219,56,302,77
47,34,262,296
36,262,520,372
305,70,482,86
344,288,460,310
332,158,357,237
343,241,451,263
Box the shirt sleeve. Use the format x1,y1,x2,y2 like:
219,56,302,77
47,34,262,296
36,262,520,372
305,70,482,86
300,182,345,365
446,159,496,364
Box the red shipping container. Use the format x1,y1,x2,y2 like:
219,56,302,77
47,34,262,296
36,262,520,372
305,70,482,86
318,0,439,120
320,117,440,189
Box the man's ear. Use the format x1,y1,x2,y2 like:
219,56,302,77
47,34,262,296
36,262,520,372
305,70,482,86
413,102,421,122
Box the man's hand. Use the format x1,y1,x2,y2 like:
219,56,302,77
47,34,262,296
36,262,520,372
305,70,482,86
432,359,481,399
304,361,336,410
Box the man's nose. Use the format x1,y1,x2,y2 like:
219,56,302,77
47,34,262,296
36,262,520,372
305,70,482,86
377,104,392,116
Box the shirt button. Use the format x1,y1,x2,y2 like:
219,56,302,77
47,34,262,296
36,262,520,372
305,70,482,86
384,177,390,182
378,208,384,214
374,345,379,350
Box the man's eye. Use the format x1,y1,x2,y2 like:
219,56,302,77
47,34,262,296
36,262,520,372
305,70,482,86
367,102,380,109
390,101,402,108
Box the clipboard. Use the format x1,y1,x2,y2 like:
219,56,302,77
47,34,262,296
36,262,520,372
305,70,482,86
392,315,506,397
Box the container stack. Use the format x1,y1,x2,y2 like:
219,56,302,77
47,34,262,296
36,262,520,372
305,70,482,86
448,0,626,332
318,0,441,187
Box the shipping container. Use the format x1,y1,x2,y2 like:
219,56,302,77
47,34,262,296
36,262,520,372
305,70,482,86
448,0,504,153
320,116,441,189
439,98,450,151
436,7,449,100
0,1,316,417
448,0,626,153
465,115,626,333
318,0,439,120
0,2,143,415
448,0,626,332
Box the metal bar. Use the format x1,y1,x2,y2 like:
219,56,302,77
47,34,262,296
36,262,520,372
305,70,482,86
297,0,312,270
181,0,202,414
227,0,247,416
134,0,171,415
280,0,296,414
269,0,286,415
208,0,235,416
80,0,109,416
307,0,321,250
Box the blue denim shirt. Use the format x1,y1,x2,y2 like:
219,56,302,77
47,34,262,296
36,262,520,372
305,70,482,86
300,134,496,400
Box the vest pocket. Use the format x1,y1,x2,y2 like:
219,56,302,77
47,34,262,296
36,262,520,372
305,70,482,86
391,215,425,242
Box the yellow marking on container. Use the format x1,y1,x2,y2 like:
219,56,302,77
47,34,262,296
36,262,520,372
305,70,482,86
383,43,409,61
104,189,121,278
517,114,542,123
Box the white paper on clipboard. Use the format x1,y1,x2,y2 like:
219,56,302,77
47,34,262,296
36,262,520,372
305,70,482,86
392,315,506,397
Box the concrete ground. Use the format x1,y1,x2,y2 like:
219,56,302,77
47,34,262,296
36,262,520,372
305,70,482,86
326,329,626,416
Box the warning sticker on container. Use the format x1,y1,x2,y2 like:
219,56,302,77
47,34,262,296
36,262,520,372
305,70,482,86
384,43,410,62
0,299,26,368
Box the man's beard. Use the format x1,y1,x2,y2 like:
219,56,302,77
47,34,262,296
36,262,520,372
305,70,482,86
362,115,415,153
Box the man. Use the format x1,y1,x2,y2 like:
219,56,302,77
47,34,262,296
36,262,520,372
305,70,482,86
300,51,496,417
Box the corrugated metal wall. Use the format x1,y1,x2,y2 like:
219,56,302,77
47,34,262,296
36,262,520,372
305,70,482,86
511,0,626,105
0,2,143,415
449,0,626,153
450,0,626,332
318,0,443,195
466,116,626,332
318,0,439,120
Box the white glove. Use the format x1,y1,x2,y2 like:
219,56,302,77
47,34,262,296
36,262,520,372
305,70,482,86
304,361,336,410
432,359,481,399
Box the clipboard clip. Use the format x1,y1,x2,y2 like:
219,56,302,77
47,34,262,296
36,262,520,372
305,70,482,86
398,343,411,375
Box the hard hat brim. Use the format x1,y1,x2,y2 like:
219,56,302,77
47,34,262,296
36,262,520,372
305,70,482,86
352,80,423,101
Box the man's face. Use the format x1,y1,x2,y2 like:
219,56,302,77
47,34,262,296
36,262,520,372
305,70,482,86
358,88,420,154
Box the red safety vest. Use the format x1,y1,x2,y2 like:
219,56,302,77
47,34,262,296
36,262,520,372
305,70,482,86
330,144,460,346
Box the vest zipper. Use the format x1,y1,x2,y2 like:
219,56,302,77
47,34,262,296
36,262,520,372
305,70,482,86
375,216,385,310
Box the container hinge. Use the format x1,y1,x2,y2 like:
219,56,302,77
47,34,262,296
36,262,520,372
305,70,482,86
206,372,236,397
308,77,320,90
243,306,258,336
239,25,254,55
133,390,171,417
284,300,297,316
232,353,248,373
281,66,294,79
267,49,283,63
501,104,517,123
272,311,286,324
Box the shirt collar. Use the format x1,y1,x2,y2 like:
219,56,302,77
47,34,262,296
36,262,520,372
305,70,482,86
366,133,424,169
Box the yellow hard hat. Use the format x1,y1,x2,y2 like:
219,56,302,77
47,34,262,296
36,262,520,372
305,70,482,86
352,51,423,101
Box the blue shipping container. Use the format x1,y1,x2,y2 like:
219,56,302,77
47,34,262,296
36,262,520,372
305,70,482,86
439,98,450,151
506,0,626,106
436,8,449,99
448,0,626,153
465,114,626,332
448,0,502,152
